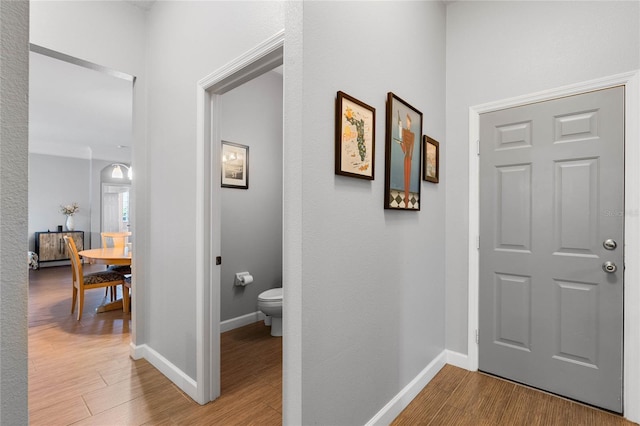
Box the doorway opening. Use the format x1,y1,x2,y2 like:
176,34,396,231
195,30,284,404
101,164,132,235
27,45,137,420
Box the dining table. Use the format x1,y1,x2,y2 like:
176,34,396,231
78,247,132,313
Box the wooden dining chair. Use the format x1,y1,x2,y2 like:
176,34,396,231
100,231,132,300
64,236,129,321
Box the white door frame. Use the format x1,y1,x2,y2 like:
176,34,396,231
468,71,640,423
195,30,284,404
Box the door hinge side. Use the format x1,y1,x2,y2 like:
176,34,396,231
477,235,480,250
477,140,480,156
475,329,479,344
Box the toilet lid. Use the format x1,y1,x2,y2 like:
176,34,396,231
258,288,282,301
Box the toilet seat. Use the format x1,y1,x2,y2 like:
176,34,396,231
258,288,282,301
257,288,282,337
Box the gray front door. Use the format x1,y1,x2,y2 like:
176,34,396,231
479,86,624,412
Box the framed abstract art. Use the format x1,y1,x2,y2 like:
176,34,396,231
384,92,423,210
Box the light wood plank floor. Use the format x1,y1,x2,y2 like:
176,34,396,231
393,364,636,426
28,265,282,425
30,266,635,425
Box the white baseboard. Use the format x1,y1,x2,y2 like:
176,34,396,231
220,311,265,333
445,349,470,370
366,351,447,426
129,341,143,360
129,343,198,401
126,312,266,405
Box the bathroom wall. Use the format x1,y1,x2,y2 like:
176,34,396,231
444,0,640,356
220,70,283,322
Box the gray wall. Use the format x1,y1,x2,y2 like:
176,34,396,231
298,2,447,424
28,154,91,252
445,0,640,355
0,0,28,423
220,70,283,322
28,154,126,255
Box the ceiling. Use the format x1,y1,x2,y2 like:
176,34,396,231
29,51,133,162
124,0,156,11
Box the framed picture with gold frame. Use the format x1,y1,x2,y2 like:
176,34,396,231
423,135,439,183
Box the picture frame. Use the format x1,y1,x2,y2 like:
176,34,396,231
335,91,375,180
221,141,249,189
384,92,423,210
423,135,439,183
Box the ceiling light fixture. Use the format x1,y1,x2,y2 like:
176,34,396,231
111,163,133,180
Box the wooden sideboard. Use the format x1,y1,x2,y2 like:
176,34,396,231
35,231,84,262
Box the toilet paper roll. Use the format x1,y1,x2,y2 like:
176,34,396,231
240,274,253,285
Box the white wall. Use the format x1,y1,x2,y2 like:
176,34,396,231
145,1,285,380
298,2,447,424
0,1,29,423
445,1,640,354
220,71,283,322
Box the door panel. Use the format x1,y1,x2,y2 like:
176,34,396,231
554,158,599,255
479,87,624,413
494,273,532,351
496,165,532,251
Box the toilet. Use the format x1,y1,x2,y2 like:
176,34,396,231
257,287,282,337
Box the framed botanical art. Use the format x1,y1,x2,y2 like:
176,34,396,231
335,91,375,180
423,136,439,183
384,92,423,210
221,141,249,189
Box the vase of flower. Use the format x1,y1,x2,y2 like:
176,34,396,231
60,202,80,231
65,215,75,231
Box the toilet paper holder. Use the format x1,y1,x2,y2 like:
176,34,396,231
234,272,253,286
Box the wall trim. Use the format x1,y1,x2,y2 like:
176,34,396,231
468,70,640,423
365,352,446,426
445,350,469,370
220,311,266,333
129,343,198,401
129,341,143,359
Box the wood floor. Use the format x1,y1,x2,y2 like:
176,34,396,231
28,265,282,425
393,364,636,426
29,266,635,425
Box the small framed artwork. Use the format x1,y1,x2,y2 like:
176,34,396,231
423,136,439,183
335,91,375,180
384,92,423,210
221,141,249,189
